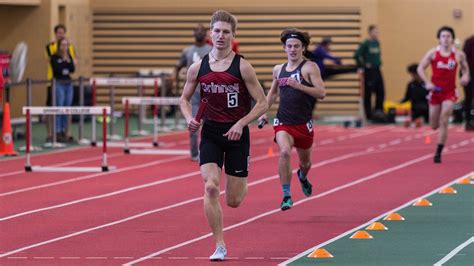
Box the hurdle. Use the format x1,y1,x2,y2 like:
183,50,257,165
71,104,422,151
90,77,163,142
122,97,188,155
23,106,115,172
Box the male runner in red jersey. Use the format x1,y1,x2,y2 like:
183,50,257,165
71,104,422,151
259,28,325,211
180,10,268,261
418,26,470,163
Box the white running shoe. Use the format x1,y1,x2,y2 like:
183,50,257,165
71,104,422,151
209,245,227,261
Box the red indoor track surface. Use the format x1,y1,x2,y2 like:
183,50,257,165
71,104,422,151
0,125,473,265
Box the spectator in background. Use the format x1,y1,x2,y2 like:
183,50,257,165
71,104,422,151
354,25,385,121
400,63,429,127
176,24,212,161
312,37,356,80
45,24,76,143
463,35,474,131
50,38,75,142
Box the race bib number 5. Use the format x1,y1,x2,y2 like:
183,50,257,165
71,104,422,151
227,92,238,108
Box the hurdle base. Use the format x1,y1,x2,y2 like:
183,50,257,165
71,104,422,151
91,141,97,147
43,142,66,148
128,149,188,155
153,142,159,147
27,166,113,173
107,134,123,141
19,145,43,152
124,148,130,154
78,138,91,145
25,165,32,172
131,130,150,136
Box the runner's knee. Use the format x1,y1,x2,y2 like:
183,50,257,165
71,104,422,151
226,190,246,208
279,147,291,160
205,181,220,199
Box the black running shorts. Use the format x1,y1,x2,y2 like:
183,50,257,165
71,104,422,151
199,120,250,177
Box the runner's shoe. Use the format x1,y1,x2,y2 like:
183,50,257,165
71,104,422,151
297,169,313,196
280,196,293,211
209,245,227,261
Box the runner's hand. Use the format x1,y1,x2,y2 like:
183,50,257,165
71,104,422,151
187,118,201,134
223,122,243,141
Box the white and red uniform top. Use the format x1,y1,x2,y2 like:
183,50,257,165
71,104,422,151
431,46,458,93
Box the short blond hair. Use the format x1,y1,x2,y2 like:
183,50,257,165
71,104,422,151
210,10,237,33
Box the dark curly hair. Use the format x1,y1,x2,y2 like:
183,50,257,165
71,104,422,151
280,28,314,60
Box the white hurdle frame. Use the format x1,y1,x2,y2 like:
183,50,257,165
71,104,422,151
90,77,162,142
23,106,115,172
122,97,188,155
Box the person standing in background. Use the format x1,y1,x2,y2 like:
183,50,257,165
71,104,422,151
45,24,76,143
354,25,385,122
175,24,212,161
50,38,75,142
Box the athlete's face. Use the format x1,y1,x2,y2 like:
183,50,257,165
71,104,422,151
284,38,304,61
211,21,234,50
438,31,453,47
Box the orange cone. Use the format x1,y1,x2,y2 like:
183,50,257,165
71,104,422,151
350,230,373,239
0,102,17,156
424,135,431,144
383,213,405,221
413,198,432,206
457,178,471,185
307,248,333,258
267,147,274,157
439,186,457,194
366,222,388,230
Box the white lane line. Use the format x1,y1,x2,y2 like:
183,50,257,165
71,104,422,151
280,171,474,266
0,146,382,258
124,151,451,265
0,135,276,196
1,126,390,197
1,130,405,222
0,155,187,197
433,237,474,266
0,170,198,221
1,127,391,219
0,152,124,179
0,130,190,161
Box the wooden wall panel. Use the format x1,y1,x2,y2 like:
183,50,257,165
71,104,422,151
93,9,361,116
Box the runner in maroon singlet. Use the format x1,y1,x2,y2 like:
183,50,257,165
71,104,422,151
259,28,325,211
180,10,268,261
418,26,470,163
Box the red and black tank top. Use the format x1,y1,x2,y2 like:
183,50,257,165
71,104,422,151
197,54,251,123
